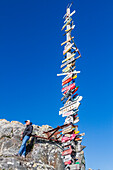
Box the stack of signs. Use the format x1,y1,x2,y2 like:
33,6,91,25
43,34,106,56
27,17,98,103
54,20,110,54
57,4,86,170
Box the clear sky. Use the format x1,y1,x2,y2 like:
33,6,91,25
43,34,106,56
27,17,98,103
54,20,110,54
0,0,113,169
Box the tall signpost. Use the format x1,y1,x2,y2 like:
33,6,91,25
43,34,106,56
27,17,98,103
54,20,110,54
57,4,86,170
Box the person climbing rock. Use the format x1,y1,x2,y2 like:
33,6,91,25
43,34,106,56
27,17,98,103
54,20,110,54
15,120,33,158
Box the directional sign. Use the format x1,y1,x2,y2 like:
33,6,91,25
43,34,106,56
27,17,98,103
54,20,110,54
62,74,77,85
62,62,76,73
62,124,74,131
63,145,72,151
57,70,80,76
66,164,80,170
64,116,73,124
62,134,76,143
61,36,74,46
61,18,72,31
62,146,72,156
62,73,73,82
59,102,80,115
60,99,79,111
65,25,75,32
62,83,75,92
62,140,71,147
63,154,72,162
62,127,75,134
62,53,76,63
64,160,71,165
61,57,75,68
64,10,76,23
63,43,74,55
63,25,75,36
62,111,74,117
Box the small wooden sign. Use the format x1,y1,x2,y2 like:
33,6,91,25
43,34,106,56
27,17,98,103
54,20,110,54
63,154,72,162
61,36,74,46
62,140,71,147
62,146,72,156
61,18,72,31
62,110,78,117
62,52,76,63
60,99,79,111
61,57,75,68
66,164,80,170
59,102,80,115
62,73,73,82
64,10,76,23
62,83,75,92
64,116,74,124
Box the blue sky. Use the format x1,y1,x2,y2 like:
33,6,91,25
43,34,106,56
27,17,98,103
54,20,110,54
0,0,113,169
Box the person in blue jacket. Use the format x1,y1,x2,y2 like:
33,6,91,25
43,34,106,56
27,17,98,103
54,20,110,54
15,120,33,158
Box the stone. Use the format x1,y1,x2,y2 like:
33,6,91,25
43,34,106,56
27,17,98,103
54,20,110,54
0,119,64,170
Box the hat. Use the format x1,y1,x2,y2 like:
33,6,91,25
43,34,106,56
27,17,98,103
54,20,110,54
25,120,31,123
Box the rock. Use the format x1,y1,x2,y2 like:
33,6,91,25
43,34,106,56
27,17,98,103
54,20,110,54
0,119,64,170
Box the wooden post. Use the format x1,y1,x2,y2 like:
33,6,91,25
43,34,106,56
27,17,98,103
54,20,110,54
66,8,71,59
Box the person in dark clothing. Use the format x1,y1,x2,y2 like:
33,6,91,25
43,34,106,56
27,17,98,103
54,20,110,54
15,120,33,158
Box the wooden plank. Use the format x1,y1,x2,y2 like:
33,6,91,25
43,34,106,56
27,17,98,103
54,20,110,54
62,74,72,82
64,160,71,165
75,54,81,60
60,54,80,69
62,72,76,82
64,116,74,124
43,126,60,133
63,43,74,55
73,118,79,124
64,94,78,106
59,102,80,115
64,10,76,23
61,57,75,68
62,128,75,134
63,25,75,36
48,128,59,140
75,137,83,141
60,99,77,111
62,124,74,131
62,53,76,63
61,36,74,46
62,133,77,142
61,18,72,31
62,83,75,92
62,147,72,156
57,70,80,76
62,140,71,147
62,66,76,74
62,62,75,73
62,74,77,85
65,25,75,32
63,154,72,162
31,135,61,142
62,67,71,73
44,123,72,133
63,145,72,151
71,86,79,95
62,111,75,117
67,164,80,170
61,87,77,101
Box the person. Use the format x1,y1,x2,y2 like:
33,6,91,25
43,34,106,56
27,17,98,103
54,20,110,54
15,120,33,158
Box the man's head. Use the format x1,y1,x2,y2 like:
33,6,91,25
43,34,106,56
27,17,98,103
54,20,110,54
25,120,31,125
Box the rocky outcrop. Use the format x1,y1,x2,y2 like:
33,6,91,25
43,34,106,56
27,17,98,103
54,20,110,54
0,119,64,170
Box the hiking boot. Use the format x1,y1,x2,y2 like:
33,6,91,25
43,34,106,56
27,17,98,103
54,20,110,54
14,153,20,156
21,155,26,158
